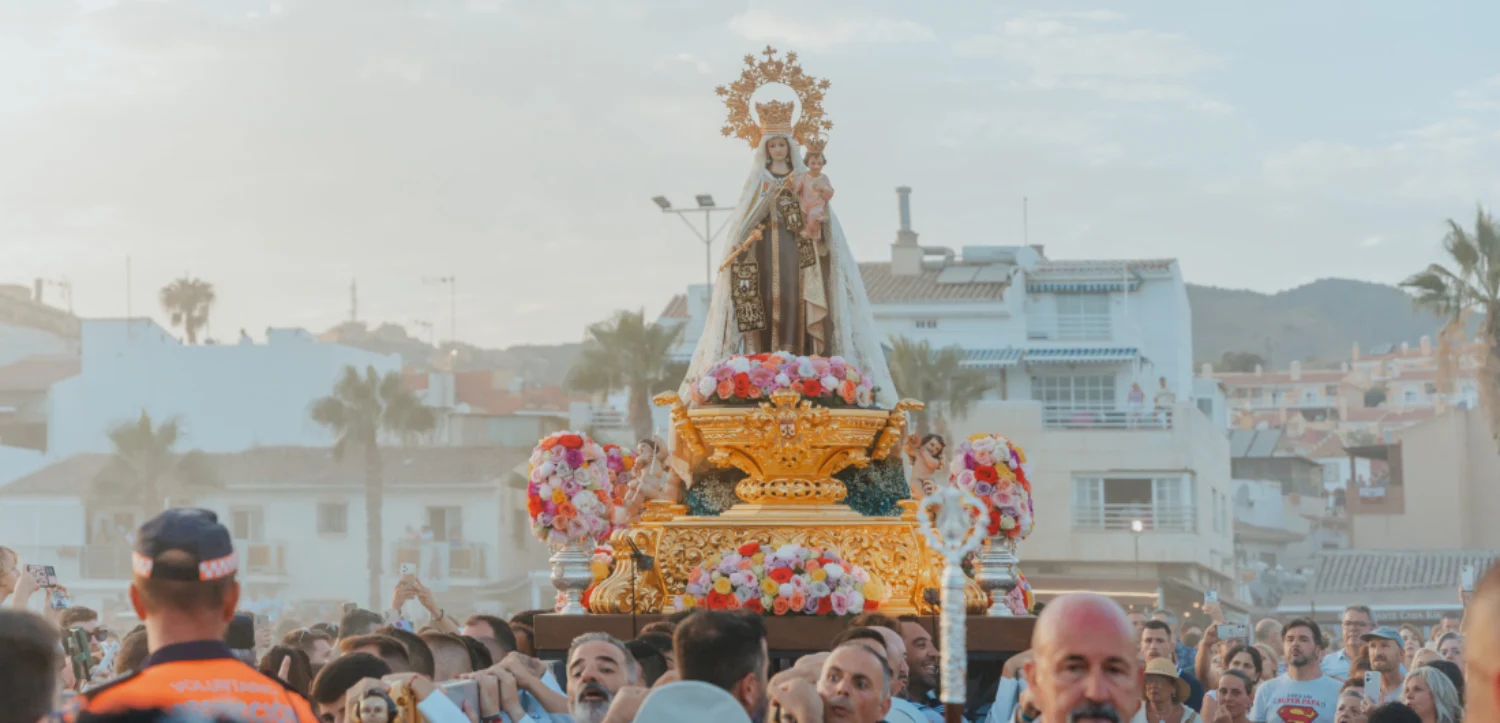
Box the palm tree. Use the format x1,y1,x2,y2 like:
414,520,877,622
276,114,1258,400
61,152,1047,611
886,336,993,438
89,411,219,513
310,366,436,608
566,309,684,441
1401,208,1500,448
159,277,217,344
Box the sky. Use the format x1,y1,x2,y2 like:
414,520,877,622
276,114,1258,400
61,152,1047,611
4,0,1500,348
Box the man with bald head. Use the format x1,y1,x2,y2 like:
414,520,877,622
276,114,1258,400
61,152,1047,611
1024,593,1144,723
1467,562,1500,722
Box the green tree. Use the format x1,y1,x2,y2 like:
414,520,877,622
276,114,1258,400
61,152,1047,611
159,277,217,344
566,309,684,442
886,336,993,439
1401,208,1500,448
310,366,437,608
89,411,219,513
1217,350,1267,373
1363,385,1387,409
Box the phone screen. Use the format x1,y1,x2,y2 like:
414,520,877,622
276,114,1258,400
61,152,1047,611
438,679,479,715
1462,565,1477,592
1364,671,1380,701
1204,590,1218,605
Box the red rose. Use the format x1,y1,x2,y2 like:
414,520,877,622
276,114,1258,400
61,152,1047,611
863,598,880,611
558,434,584,449
769,567,794,584
987,510,1002,536
816,597,833,615
791,380,806,395
744,597,765,614
733,374,752,398
738,542,760,556
803,379,823,396
974,466,999,483
706,591,728,610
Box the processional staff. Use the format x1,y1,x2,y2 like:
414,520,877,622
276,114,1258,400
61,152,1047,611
917,481,986,723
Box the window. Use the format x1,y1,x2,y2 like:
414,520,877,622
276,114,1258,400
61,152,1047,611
1211,490,1221,533
1032,374,1116,410
318,502,348,535
426,506,463,542
1053,294,1111,341
914,319,938,330
1302,389,1317,404
1424,382,1437,395
1072,475,1196,532
230,507,264,542
1324,385,1339,396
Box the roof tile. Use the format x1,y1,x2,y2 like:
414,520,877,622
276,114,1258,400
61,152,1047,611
858,263,1010,304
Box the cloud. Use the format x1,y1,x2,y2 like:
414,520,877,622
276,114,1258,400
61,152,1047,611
656,52,712,75
728,5,935,51
1456,75,1500,110
953,10,1230,115
1362,235,1383,247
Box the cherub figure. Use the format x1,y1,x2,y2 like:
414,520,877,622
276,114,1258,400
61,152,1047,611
620,437,683,524
904,433,946,499
793,138,835,243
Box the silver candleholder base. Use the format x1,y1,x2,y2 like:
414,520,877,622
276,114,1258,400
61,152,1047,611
550,539,594,615
974,534,1021,616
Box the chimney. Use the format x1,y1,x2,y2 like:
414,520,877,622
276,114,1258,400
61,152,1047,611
891,186,922,276
1420,335,1432,355
1401,341,1410,354
1253,364,1263,375
1201,362,1213,376
33,278,43,304
1289,360,1301,381
1352,342,1360,360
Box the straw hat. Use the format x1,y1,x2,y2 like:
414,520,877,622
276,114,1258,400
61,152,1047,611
1144,658,1190,702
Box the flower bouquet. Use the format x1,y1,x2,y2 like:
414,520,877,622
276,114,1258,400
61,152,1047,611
526,431,616,547
1004,571,1036,615
678,541,887,615
950,433,1034,539
689,353,878,408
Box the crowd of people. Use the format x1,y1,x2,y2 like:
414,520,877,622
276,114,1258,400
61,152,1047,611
0,507,1495,723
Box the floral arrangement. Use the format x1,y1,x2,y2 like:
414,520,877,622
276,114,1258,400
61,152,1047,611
678,541,887,615
950,433,1034,539
690,353,877,408
526,431,616,546
1004,571,1036,616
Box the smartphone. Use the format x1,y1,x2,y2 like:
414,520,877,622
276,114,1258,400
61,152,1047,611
438,679,479,714
399,562,416,576
1204,590,1219,605
49,587,71,610
62,627,92,684
255,613,271,630
1364,670,1380,701
1462,565,1477,593
1217,623,1248,640
26,564,59,588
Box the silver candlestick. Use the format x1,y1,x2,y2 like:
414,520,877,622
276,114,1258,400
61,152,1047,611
550,539,594,615
974,534,1021,616
917,483,985,714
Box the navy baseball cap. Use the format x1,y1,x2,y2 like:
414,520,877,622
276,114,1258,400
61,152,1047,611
131,508,238,581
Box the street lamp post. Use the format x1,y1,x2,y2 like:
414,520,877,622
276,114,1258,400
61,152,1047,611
1131,518,1144,580
652,195,733,293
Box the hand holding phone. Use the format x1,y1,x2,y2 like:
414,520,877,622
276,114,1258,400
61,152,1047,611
1216,623,1248,641
438,679,480,715
1462,565,1477,593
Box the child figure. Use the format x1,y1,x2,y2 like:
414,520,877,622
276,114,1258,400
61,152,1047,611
794,136,835,243
904,433,946,499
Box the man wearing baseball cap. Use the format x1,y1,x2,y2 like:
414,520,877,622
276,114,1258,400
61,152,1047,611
1361,626,1407,704
66,508,317,721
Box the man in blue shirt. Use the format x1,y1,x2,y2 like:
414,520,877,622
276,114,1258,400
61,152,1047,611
1320,605,1374,680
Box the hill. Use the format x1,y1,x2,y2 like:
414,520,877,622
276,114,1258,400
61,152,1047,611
1188,278,1453,367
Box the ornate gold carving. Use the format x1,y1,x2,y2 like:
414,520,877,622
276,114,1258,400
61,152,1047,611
734,476,847,505
755,100,795,136
590,527,667,614
873,399,925,462
900,499,989,615
716,46,833,149
654,392,707,458
640,500,687,523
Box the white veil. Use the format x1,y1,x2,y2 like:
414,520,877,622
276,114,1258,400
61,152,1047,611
683,133,896,409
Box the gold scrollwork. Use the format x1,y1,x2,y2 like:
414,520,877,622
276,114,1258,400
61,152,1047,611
590,527,667,614
734,476,847,505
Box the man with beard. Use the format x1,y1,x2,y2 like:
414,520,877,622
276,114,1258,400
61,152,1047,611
1322,606,1374,681
566,632,636,723
1249,619,1341,723
898,617,943,721
1361,627,1406,704
1024,593,1143,723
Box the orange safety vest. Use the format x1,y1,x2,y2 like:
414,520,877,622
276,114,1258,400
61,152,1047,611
69,644,317,723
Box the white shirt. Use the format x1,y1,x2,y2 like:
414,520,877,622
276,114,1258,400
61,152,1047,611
1249,674,1342,723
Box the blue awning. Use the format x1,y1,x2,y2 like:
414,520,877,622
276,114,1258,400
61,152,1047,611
960,348,1024,369
1025,346,1139,364
1026,281,1141,293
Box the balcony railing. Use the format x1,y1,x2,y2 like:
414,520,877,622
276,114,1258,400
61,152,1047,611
393,541,488,579
235,541,288,575
1042,404,1173,430
1073,503,1197,532
1028,314,1113,342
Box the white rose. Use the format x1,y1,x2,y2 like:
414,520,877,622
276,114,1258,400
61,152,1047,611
820,375,839,391
774,372,792,388
698,376,717,397
849,591,865,610
728,357,752,373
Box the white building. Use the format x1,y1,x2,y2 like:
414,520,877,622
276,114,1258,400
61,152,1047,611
657,187,1238,612
2,446,552,617
46,319,403,457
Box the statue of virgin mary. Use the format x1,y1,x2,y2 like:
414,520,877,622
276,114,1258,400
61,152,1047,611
682,99,896,410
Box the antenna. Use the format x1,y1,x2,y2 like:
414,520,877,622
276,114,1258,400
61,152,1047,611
1022,197,1029,245
349,279,358,323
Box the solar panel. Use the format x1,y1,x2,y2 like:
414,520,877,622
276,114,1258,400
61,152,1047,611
935,265,980,284
972,263,1014,283
1246,428,1283,458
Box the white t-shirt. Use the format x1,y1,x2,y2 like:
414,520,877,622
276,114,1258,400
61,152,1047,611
1249,674,1342,723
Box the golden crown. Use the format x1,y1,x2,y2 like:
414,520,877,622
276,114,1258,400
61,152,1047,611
755,100,795,136
717,46,833,149
804,134,828,154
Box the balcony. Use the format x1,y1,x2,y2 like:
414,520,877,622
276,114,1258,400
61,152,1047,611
1027,314,1113,342
1042,404,1173,430
393,541,488,579
1072,502,1197,533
